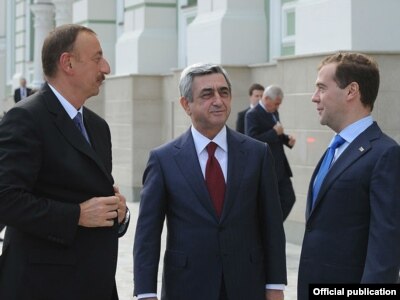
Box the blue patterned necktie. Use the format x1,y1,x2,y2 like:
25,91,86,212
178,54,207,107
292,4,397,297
73,112,91,145
312,135,345,206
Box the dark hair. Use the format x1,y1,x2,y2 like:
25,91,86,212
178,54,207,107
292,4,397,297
179,63,232,102
248,83,264,96
42,24,95,79
319,52,380,110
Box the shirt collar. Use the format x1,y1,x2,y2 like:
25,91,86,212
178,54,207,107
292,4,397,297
336,115,374,145
48,83,83,119
191,125,228,155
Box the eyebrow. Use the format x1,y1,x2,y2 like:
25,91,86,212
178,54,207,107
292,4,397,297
201,86,229,92
91,50,103,59
200,86,230,96
316,82,327,88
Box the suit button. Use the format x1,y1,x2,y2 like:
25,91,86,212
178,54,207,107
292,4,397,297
306,225,312,232
218,225,225,232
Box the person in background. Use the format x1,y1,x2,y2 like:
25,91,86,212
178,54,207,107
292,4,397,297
0,24,129,300
236,83,264,134
245,85,296,221
13,77,33,103
134,63,287,300
298,52,400,300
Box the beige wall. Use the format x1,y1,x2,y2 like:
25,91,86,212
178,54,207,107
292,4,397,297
88,52,400,244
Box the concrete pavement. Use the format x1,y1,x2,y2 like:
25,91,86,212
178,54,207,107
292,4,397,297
116,202,301,300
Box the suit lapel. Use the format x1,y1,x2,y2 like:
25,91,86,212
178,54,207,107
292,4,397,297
42,84,113,183
220,129,247,222
173,129,248,222
173,130,218,220
308,123,381,218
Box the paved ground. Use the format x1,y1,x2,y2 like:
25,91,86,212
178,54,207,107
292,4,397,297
0,201,301,300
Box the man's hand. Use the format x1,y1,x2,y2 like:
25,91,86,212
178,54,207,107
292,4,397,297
114,185,127,224
288,134,296,147
266,289,284,300
273,122,284,135
78,196,119,227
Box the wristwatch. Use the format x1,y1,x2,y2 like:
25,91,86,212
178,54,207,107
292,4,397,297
121,207,130,225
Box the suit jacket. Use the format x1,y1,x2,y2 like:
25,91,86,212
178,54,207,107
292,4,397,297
14,87,33,103
245,104,292,180
0,83,126,300
134,128,287,300
235,107,250,134
298,122,400,300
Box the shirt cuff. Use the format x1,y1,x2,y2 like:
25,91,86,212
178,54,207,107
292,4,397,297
265,284,285,290
137,293,157,299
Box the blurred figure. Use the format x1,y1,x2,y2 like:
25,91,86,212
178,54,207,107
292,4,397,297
245,85,296,221
298,52,400,300
13,77,33,103
236,83,264,133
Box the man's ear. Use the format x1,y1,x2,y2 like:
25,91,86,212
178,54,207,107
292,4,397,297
347,82,359,99
180,96,191,116
59,52,74,74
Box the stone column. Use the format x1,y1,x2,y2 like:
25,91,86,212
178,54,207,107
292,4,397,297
30,1,55,88
52,0,73,26
115,0,177,74
187,0,267,65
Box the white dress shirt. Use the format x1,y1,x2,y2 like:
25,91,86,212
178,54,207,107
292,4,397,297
330,115,374,164
48,83,85,119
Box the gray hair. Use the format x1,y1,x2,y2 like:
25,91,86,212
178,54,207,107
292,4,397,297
263,85,284,100
179,63,232,102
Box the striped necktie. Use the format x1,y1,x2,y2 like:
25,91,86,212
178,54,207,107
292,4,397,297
73,112,91,145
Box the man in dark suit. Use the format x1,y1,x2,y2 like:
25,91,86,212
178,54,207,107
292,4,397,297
235,83,264,133
0,24,129,300
245,85,296,221
133,63,287,300
13,77,33,103
298,52,400,300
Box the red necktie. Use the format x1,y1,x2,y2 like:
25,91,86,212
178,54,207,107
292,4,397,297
205,142,225,217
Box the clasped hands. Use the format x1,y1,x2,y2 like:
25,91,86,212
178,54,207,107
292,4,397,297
78,185,127,227
274,122,296,147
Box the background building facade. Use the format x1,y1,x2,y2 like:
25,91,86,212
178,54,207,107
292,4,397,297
1,0,400,243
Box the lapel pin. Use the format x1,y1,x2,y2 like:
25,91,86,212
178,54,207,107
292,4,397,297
359,147,364,152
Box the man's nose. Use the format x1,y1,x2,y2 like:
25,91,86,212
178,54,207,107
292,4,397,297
101,58,111,74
